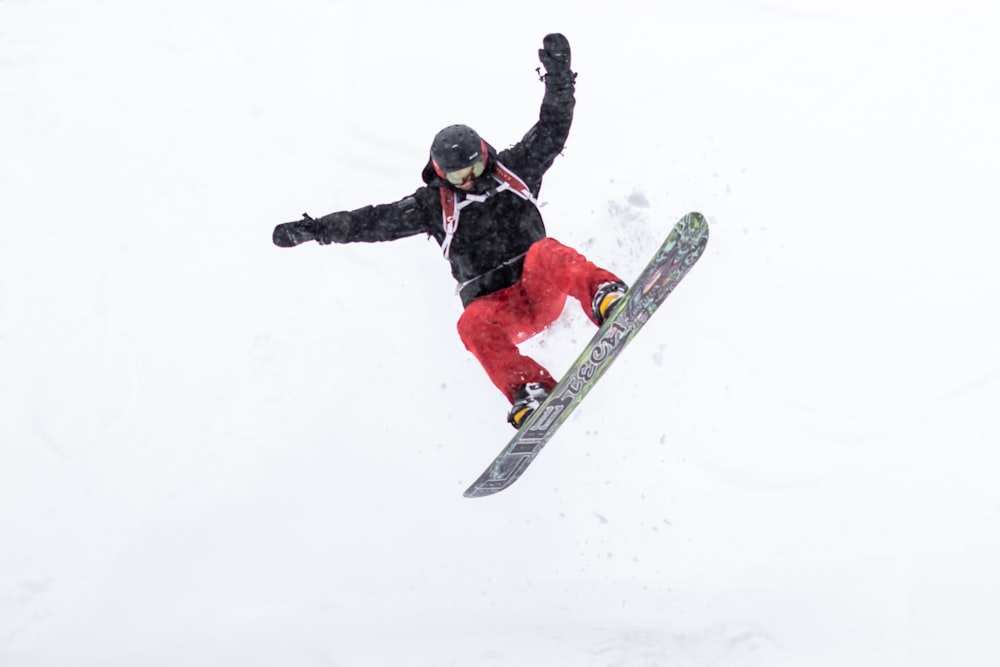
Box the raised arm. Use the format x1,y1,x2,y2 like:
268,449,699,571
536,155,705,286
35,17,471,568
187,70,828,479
498,33,577,185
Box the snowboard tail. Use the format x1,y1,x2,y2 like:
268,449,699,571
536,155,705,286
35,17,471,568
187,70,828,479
464,211,710,498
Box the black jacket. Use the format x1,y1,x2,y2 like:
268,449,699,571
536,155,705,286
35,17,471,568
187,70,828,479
306,72,576,307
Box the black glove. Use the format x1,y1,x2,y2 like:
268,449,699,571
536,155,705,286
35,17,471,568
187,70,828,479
273,212,349,247
538,33,572,77
273,214,320,247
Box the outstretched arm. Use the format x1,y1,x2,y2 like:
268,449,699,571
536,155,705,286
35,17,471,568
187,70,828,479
273,192,434,248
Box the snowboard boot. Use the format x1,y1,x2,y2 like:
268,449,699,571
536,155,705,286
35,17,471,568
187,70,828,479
592,281,628,325
507,382,550,429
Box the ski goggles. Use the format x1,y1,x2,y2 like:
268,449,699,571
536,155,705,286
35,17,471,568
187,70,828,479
443,160,486,185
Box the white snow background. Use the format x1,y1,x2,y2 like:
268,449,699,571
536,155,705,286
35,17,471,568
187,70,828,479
3,0,1000,665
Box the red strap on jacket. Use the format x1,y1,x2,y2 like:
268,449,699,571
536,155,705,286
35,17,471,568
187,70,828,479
439,161,536,259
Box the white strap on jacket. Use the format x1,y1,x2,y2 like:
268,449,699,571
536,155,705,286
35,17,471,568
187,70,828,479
439,161,537,260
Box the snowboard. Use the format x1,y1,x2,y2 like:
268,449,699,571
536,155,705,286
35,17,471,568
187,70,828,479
463,211,710,498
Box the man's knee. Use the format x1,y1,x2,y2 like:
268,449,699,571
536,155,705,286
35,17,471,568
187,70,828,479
456,303,499,351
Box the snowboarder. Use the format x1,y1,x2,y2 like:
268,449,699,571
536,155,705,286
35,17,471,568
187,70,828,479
273,33,627,429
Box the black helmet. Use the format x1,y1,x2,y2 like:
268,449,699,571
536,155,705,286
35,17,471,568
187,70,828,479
430,124,486,174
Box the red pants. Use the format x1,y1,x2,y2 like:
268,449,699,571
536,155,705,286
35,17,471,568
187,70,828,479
456,238,622,403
